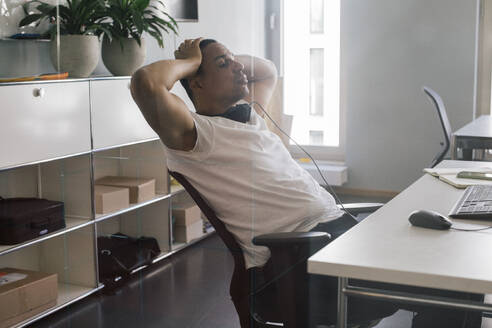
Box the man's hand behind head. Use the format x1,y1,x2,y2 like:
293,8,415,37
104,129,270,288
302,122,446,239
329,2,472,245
174,37,203,69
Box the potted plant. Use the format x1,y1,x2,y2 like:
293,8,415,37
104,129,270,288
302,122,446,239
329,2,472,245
19,0,107,77
99,0,178,76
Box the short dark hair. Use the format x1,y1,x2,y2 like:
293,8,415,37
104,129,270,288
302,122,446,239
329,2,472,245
179,39,218,102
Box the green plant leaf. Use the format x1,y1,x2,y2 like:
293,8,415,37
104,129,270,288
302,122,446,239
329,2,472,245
36,3,55,14
132,10,144,33
18,13,44,26
147,29,163,47
98,0,177,46
134,0,149,11
98,27,113,41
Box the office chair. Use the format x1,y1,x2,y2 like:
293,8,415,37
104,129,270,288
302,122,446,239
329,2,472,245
169,171,396,327
422,86,453,168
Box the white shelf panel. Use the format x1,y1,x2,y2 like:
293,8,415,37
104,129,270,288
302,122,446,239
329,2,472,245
90,79,158,150
151,251,173,263
15,283,101,328
0,82,92,170
151,231,216,264
0,217,93,256
56,283,95,306
0,150,92,173
95,193,171,222
170,184,184,195
171,231,215,252
91,137,161,153
172,242,187,250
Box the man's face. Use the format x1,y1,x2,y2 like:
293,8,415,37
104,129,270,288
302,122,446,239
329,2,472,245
193,42,249,111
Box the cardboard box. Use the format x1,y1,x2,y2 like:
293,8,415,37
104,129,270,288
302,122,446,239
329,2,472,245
96,176,156,203
94,185,130,214
0,268,57,328
174,220,203,243
172,204,201,226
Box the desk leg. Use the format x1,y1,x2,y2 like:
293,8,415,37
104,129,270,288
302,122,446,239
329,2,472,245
462,149,473,160
451,136,457,160
337,277,348,328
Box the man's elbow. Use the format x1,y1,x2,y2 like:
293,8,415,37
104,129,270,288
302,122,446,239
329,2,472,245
130,68,154,102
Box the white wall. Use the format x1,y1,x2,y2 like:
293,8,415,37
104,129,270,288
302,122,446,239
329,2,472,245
0,0,265,78
342,0,478,192
2,0,477,194
94,0,266,76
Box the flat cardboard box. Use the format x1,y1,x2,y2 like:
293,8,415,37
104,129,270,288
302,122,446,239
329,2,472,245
172,203,201,226
174,219,203,243
0,268,57,328
96,176,156,203
94,185,130,214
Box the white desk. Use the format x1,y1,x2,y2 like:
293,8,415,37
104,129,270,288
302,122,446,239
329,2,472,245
308,160,492,328
452,115,492,160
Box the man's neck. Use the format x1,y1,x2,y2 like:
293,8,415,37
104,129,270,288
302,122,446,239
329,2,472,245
196,99,239,116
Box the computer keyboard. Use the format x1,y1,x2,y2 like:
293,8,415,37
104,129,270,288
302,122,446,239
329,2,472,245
449,184,492,220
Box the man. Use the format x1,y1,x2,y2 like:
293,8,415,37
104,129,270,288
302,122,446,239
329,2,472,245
130,38,481,327
130,37,344,270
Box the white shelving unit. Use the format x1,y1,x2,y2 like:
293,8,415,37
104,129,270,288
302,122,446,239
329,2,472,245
0,77,214,327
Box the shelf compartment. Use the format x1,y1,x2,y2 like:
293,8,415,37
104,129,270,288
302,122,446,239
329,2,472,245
96,200,171,284
0,217,93,256
0,154,93,222
90,79,158,150
0,225,98,300
96,200,170,252
14,283,103,328
171,231,215,253
93,141,169,211
95,193,171,222
0,81,91,170
149,230,215,265
170,184,185,195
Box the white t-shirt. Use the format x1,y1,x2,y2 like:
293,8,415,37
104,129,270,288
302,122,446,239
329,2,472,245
165,110,344,269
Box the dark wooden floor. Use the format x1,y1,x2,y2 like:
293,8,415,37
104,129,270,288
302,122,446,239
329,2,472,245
29,194,419,328
29,234,241,328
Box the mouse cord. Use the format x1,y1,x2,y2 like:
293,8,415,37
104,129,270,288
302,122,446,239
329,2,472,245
249,101,357,221
450,226,492,232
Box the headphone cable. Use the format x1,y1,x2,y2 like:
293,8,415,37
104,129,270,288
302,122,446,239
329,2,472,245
249,101,358,220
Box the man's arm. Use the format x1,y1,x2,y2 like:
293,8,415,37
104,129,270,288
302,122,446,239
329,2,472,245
236,55,278,117
130,38,203,151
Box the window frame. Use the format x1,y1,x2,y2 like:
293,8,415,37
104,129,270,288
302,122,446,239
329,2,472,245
279,0,346,162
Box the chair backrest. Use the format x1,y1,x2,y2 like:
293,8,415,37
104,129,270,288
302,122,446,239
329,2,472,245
422,86,453,168
168,171,253,327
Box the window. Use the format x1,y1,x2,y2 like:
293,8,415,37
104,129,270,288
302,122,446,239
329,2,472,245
283,0,343,161
309,48,324,116
310,0,324,34
309,130,324,145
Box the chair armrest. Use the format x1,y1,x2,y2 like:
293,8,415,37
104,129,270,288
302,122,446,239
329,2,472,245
338,202,384,215
252,231,330,247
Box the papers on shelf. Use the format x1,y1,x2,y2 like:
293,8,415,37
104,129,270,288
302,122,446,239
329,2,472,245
423,167,492,189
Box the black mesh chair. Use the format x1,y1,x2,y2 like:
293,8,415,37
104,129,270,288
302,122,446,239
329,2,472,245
423,86,453,167
169,170,396,327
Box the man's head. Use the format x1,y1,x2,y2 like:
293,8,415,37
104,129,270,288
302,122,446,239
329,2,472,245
179,39,249,115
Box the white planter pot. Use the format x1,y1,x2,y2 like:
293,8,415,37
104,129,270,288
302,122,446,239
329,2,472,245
50,35,100,78
102,37,146,76
0,39,51,78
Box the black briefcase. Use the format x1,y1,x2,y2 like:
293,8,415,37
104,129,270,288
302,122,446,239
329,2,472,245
97,233,160,286
0,197,65,245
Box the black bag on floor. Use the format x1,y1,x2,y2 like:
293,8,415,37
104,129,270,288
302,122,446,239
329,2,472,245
97,233,160,286
0,197,65,245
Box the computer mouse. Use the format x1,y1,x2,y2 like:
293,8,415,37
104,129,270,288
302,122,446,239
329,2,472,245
408,210,452,230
